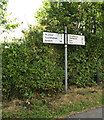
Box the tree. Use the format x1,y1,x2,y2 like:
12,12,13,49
101,2,104,31
0,0,19,35
34,1,104,87
0,0,8,26
35,1,103,35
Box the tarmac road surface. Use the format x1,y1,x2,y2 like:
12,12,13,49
68,107,104,119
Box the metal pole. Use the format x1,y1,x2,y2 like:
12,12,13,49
65,26,67,94
97,69,100,85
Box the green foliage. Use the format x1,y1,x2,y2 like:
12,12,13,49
35,2,103,35
24,91,36,104
67,33,104,87
0,0,19,34
2,86,102,118
2,27,64,100
0,0,8,26
2,1,104,100
34,1,104,87
2,26,104,100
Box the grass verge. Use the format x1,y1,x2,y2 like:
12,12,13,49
2,85,103,119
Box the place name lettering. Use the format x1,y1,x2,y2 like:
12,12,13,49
45,37,57,39
70,36,78,40
45,40,53,42
45,34,56,36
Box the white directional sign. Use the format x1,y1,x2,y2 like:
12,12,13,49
43,28,85,94
43,32,64,44
68,34,85,45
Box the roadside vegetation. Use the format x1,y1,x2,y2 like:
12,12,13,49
2,85,103,119
1,0,104,119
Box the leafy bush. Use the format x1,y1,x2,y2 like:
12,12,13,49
67,33,104,87
2,27,64,100
2,26,104,100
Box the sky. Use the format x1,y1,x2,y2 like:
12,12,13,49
7,0,43,28
1,0,43,42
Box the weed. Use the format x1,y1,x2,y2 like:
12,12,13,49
2,86,102,118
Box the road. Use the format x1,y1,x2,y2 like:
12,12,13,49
67,107,104,119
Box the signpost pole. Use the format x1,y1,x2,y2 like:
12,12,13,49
65,26,67,94
43,28,85,95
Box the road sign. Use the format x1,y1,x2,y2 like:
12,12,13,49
43,30,85,94
68,34,85,45
43,32,64,44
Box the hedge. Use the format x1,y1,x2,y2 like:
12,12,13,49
2,27,104,99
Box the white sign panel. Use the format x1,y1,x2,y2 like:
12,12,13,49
68,34,85,45
43,32,64,44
